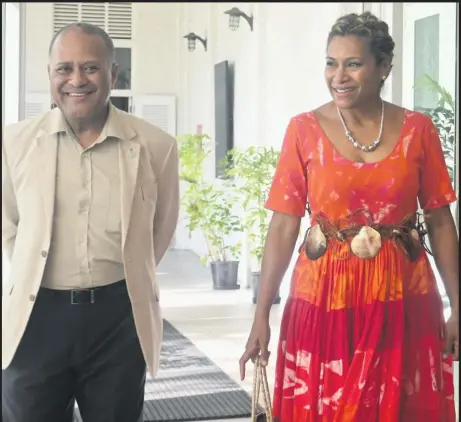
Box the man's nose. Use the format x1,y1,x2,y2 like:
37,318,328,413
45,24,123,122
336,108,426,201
69,68,88,87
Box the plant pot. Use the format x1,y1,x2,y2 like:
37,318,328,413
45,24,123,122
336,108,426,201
251,271,281,305
210,261,240,290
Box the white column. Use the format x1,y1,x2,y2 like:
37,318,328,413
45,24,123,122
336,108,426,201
388,3,403,106
4,3,20,125
362,3,403,105
19,3,26,121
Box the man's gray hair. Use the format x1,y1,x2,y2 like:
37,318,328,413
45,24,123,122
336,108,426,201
48,22,115,64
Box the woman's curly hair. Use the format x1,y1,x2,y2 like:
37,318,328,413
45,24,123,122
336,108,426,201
328,12,395,65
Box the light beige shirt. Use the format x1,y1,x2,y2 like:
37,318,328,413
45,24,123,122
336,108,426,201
41,110,125,289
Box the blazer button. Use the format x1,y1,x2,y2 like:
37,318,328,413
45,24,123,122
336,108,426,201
29,294,36,302
41,250,48,258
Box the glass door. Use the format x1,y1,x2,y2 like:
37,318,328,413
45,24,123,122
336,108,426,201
402,2,457,193
401,4,459,413
401,2,458,314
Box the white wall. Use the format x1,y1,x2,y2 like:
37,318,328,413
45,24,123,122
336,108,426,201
4,3,21,126
24,3,52,95
132,3,180,95
3,2,22,286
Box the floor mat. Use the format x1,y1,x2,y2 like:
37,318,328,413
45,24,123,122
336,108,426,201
74,319,254,421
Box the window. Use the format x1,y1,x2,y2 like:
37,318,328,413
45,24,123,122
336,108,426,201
114,48,131,90
53,3,132,39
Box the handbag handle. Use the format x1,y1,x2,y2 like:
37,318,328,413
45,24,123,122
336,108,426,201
251,356,274,422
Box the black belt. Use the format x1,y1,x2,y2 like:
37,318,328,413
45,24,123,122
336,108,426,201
38,279,128,305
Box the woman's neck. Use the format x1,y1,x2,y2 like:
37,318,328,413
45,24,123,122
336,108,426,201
338,98,384,127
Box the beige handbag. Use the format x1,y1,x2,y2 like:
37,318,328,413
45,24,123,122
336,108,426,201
251,356,274,422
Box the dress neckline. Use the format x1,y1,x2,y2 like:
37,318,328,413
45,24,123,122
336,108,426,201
310,108,410,167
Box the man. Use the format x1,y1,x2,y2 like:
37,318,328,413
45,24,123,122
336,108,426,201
2,23,179,422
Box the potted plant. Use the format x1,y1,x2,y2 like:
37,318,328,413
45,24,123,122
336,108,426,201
178,133,243,289
200,181,243,289
225,146,281,304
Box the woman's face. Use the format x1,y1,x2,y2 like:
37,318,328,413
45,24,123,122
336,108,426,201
325,35,389,109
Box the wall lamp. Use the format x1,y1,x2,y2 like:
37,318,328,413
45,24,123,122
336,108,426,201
224,7,254,32
183,32,207,52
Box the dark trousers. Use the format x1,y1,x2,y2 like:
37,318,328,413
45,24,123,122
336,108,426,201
2,280,146,422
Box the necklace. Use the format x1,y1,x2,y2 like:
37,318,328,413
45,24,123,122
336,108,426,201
337,101,385,152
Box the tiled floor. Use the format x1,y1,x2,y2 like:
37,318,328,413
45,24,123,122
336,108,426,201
157,250,282,422
157,250,459,422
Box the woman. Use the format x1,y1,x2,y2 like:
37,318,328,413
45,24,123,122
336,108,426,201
239,12,458,422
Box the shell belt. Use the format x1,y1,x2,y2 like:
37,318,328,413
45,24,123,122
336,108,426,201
299,211,432,262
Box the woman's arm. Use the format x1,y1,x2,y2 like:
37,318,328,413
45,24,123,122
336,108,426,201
255,212,301,319
425,205,459,314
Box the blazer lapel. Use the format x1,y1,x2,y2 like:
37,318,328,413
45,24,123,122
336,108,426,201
35,131,58,235
119,140,140,250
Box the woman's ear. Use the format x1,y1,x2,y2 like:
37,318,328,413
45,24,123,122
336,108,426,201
381,62,393,81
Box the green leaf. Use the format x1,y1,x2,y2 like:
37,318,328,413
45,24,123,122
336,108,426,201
414,74,455,111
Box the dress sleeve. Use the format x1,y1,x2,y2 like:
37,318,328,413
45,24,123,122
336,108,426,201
417,117,457,210
265,117,308,217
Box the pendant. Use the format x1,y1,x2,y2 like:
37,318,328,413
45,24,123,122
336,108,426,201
304,225,328,260
350,226,382,259
347,132,380,152
338,101,385,153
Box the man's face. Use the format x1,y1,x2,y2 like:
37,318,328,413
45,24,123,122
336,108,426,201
48,29,118,123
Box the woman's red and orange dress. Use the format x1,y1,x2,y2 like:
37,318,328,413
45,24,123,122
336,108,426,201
265,110,457,422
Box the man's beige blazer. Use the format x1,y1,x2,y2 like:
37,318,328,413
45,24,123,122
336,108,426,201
2,105,179,377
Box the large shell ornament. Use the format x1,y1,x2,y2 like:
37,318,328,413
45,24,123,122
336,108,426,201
304,225,328,260
350,226,382,259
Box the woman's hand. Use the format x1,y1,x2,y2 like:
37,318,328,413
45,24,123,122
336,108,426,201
425,206,459,361
239,316,271,381
444,313,459,361
238,212,300,381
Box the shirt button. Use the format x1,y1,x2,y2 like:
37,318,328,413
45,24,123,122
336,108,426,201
29,294,36,302
41,250,48,258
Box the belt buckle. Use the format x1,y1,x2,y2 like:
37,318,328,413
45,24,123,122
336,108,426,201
71,289,96,305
